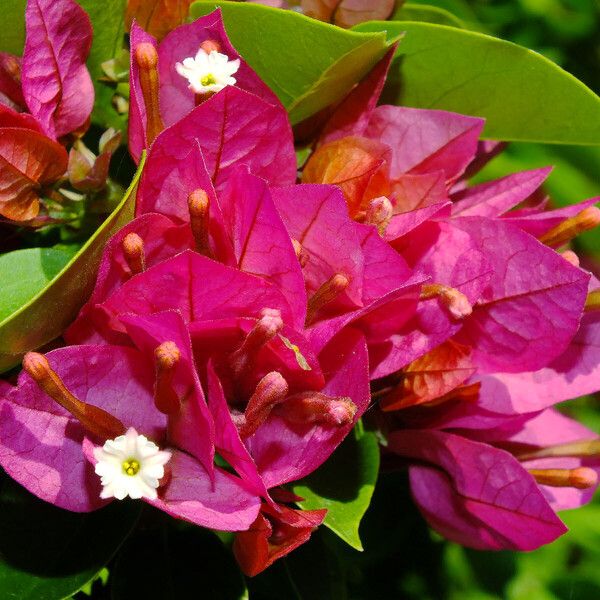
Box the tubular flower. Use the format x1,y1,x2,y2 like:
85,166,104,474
128,8,282,161
175,48,240,95
94,427,172,500
4,153,370,572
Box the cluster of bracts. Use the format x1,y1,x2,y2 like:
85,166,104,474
1,0,600,576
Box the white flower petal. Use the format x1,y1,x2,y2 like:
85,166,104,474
94,430,171,501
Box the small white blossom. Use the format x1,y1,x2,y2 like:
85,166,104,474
93,427,171,501
175,49,240,95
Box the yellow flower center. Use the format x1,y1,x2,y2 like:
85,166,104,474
122,458,141,476
201,73,216,86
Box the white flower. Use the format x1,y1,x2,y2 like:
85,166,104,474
93,427,171,501
175,49,241,95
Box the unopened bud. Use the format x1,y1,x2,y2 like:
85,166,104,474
154,341,181,415
135,42,164,146
188,189,211,256
122,232,146,275
365,196,393,236
229,309,284,377
529,467,598,489
200,39,222,54
23,352,125,440
276,392,357,426
540,206,600,248
421,283,472,319
306,273,349,325
585,290,600,312
561,250,580,267
239,372,289,438
292,239,309,268
518,438,600,461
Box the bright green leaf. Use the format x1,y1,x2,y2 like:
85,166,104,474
407,0,479,23
292,428,380,551
353,21,600,145
78,0,128,132
111,525,247,600
189,1,393,124
392,3,465,28
0,154,145,373
0,474,139,600
0,248,77,322
0,0,26,54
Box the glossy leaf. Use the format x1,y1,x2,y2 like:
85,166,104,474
292,427,379,551
0,248,76,322
189,1,393,124
0,154,145,373
111,525,247,600
353,21,600,145
392,3,465,27
0,474,139,600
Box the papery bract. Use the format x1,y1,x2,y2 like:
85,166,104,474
388,429,568,550
0,344,261,529
0,126,68,220
22,0,94,139
453,217,589,372
129,9,283,162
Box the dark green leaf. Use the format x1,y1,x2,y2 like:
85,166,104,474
0,154,145,373
292,428,379,551
0,248,76,322
111,524,247,600
189,1,393,124
353,21,600,145
0,473,139,600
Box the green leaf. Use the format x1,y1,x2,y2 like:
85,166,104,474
78,0,128,132
0,154,145,373
0,0,26,54
0,474,139,600
406,0,479,23
111,524,247,600
0,248,77,322
292,427,380,551
353,21,600,145
189,1,393,125
392,3,465,28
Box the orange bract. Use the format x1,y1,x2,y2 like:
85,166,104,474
0,127,68,220
302,136,390,217
126,0,194,41
381,340,476,411
302,0,395,28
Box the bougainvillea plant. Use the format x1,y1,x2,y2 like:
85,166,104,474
1,0,600,597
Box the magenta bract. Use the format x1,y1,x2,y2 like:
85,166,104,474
22,0,94,139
